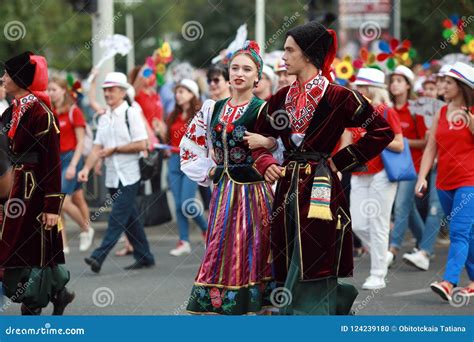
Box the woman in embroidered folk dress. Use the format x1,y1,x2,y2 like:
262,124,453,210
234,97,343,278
180,41,279,315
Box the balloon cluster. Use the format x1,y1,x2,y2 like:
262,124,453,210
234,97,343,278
333,47,380,84
66,73,83,102
441,15,473,61
376,38,417,70
143,39,173,87
442,15,466,46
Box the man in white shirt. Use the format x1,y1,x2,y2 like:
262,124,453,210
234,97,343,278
78,72,155,273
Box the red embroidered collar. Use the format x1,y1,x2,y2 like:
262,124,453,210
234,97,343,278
8,93,38,139
285,73,329,134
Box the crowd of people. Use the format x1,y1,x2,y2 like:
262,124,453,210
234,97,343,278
0,19,473,316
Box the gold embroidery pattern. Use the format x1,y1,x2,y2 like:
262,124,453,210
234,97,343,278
24,171,37,200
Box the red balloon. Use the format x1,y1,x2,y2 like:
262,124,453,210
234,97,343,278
442,18,452,29
377,53,390,62
390,38,399,52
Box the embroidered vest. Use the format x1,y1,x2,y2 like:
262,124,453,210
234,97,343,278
210,97,265,184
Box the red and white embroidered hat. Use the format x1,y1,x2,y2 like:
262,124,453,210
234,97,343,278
444,62,474,89
352,68,386,88
102,72,130,89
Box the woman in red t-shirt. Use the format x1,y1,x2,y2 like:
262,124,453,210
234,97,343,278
166,79,208,256
387,66,427,266
415,62,474,302
348,68,404,290
48,77,94,254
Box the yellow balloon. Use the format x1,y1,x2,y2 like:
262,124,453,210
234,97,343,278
160,42,172,58
156,63,166,74
468,40,474,53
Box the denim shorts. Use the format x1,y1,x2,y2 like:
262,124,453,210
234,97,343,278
60,151,84,195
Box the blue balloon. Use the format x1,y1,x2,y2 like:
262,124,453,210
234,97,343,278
379,40,391,53
143,68,153,78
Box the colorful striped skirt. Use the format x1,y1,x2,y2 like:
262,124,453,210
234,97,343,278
186,175,276,315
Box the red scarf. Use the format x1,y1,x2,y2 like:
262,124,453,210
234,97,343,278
285,73,329,134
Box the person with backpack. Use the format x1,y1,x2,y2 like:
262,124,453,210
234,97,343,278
48,76,94,253
78,72,155,273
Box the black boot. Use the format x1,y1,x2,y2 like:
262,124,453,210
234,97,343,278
21,303,42,315
51,287,75,315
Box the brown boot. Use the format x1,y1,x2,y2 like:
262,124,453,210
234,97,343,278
51,287,75,315
21,303,42,315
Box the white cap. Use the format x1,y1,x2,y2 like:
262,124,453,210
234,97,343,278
352,68,386,88
437,64,452,77
274,59,287,73
176,78,200,98
391,65,415,86
444,62,474,89
102,72,130,89
262,64,276,85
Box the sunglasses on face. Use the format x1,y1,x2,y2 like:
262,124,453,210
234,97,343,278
207,77,221,85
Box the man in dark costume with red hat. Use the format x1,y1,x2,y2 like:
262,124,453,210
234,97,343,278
0,51,74,315
251,22,395,315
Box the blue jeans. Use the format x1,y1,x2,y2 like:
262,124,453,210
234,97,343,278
390,179,425,250
419,166,445,255
168,154,207,242
437,186,474,285
91,181,155,265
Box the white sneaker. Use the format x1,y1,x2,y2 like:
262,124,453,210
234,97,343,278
362,275,386,290
386,251,395,268
63,246,70,255
79,227,95,252
169,240,191,256
403,250,430,271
